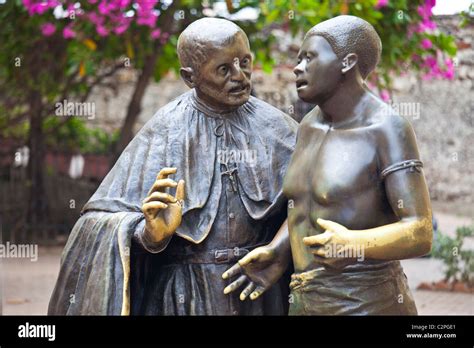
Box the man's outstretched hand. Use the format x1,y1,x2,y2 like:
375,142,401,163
222,245,287,301
141,167,185,244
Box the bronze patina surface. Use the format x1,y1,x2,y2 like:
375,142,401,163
231,15,433,315
48,18,297,315
283,15,432,315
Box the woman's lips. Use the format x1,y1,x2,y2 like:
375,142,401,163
296,80,308,90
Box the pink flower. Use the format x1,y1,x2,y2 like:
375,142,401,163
23,0,59,15
63,26,76,39
150,28,161,39
40,22,56,36
114,23,129,35
418,19,437,32
375,0,388,9
88,12,104,25
380,90,390,102
96,24,109,37
421,38,432,49
98,1,110,15
137,14,157,28
417,2,437,32
443,58,455,79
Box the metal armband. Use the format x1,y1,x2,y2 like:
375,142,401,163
380,159,423,181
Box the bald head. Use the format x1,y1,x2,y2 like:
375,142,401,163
177,18,250,72
305,15,382,79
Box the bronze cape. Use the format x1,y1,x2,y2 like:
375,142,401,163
48,90,297,315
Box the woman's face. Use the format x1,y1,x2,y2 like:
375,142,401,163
294,35,342,105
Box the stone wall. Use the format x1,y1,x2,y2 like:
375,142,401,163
86,15,473,210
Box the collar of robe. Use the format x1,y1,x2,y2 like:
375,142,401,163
82,90,297,244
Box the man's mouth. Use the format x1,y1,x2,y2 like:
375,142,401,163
296,79,308,90
228,84,249,95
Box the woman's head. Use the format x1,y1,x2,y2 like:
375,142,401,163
294,15,382,104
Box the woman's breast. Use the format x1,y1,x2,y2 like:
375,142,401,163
310,134,379,206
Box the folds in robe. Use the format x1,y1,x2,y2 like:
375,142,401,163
48,90,297,315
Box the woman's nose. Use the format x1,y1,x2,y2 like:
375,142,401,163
294,61,304,76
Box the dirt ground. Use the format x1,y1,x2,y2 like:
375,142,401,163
1,208,472,315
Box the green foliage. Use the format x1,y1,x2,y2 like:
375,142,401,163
431,226,474,287
0,0,459,155
43,117,119,154
154,37,181,81
460,2,474,27
234,0,457,90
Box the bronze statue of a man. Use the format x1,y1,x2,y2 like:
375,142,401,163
231,15,433,315
48,18,297,315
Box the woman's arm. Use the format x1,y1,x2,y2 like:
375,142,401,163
304,114,433,261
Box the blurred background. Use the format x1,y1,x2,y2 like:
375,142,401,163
0,0,472,315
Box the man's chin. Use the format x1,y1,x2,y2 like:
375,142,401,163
225,92,250,107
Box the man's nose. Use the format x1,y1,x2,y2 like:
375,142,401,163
230,65,246,82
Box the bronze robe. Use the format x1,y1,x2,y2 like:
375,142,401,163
48,90,297,315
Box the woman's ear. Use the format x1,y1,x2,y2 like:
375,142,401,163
341,53,358,74
180,67,195,88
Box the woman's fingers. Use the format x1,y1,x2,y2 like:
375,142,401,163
310,247,327,258
303,231,331,246
317,218,346,232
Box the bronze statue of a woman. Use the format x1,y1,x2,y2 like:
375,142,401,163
224,15,434,315
281,15,433,315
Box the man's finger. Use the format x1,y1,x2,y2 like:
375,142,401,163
223,275,247,295
249,286,266,300
317,218,344,232
142,201,168,217
222,262,242,280
148,178,178,195
175,179,185,203
236,251,258,268
157,167,177,180
303,232,330,247
143,192,177,204
239,282,256,301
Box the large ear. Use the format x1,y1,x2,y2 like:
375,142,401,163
341,53,358,74
180,67,195,88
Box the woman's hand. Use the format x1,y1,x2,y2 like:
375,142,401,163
303,218,361,269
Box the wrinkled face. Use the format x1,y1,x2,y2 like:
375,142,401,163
294,35,342,105
194,33,252,109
